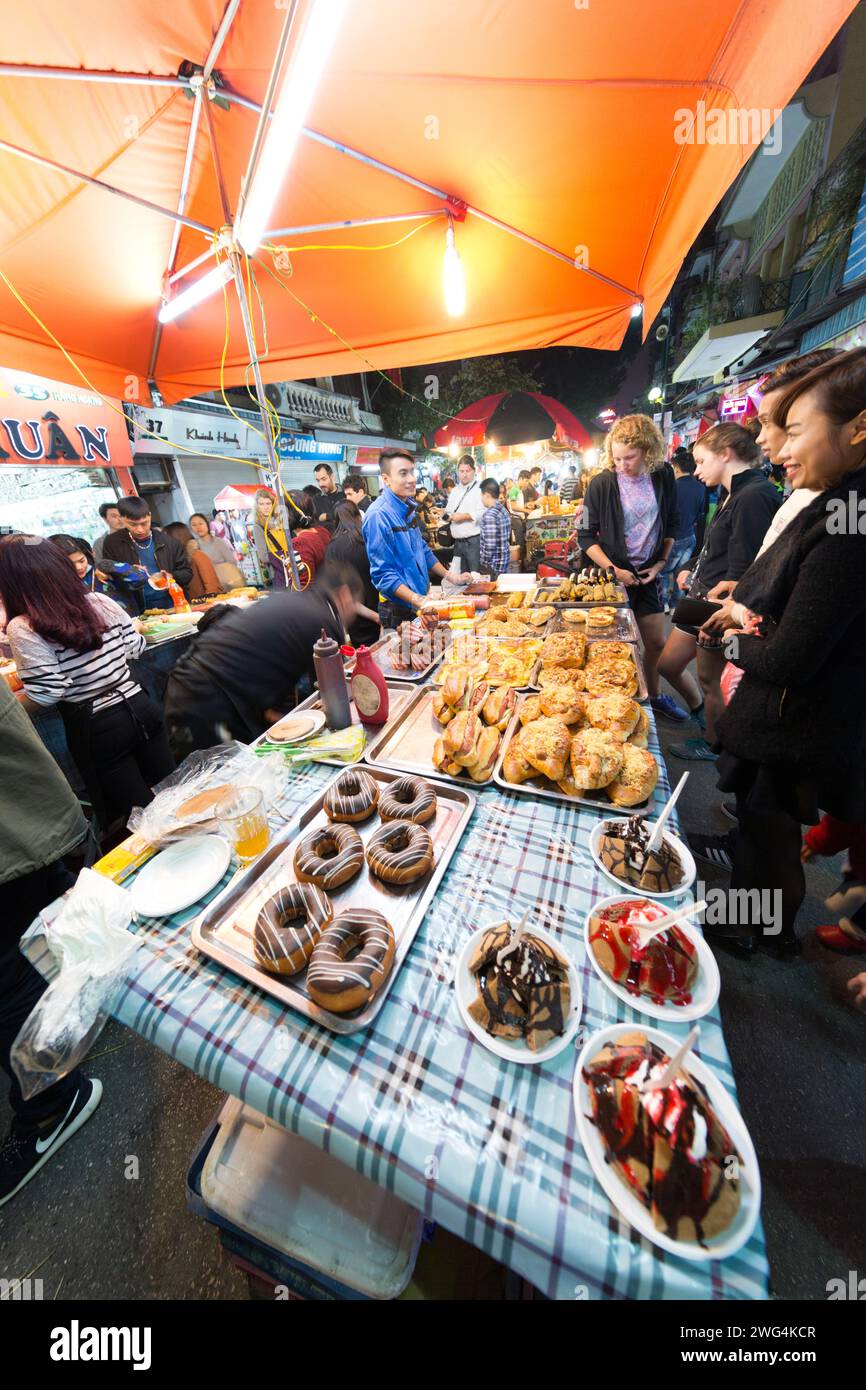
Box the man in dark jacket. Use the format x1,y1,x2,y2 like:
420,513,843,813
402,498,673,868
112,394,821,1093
101,496,193,610
0,681,101,1207
164,562,362,754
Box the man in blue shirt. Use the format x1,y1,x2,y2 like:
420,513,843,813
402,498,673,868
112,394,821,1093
659,450,707,610
363,450,451,628
478,480,512,578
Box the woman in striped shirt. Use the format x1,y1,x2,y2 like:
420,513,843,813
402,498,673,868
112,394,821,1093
0,536,174,827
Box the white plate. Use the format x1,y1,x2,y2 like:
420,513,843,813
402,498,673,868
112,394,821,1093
454,923,583,1065
573,1022,761,1262
130,835,231,918
584,893,720,1023
589,818,696,899
265,710,326,744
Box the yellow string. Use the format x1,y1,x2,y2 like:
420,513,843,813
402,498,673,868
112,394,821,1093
256,245,488,427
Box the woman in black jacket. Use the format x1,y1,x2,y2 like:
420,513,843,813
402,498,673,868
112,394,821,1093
578,414,679,710
657,423,782,759
327,501,382,647
706,349,866,955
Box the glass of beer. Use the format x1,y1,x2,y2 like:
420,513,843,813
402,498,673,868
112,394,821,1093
219,786,270,865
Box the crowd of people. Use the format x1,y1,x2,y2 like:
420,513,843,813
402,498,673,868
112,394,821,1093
1,344,865,1207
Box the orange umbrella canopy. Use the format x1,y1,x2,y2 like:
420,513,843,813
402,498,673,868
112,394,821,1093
0,0,856,405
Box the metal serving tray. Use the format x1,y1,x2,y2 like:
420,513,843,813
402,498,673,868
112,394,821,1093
534,578,629,607
192,766,475,1035
492,692,657,815
528,639,649,703
254,680,418,767
364,686,512,788
434,632,543,694
343,631,451,684
548,607,641,642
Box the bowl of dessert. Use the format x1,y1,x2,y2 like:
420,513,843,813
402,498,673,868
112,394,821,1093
454,918,582,1064
589,813,696,900
584,893,719,1022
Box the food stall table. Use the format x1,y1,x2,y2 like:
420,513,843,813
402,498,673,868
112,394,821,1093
30,717,770,1301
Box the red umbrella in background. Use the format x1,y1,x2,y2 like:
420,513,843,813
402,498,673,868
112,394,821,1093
433,392,591,450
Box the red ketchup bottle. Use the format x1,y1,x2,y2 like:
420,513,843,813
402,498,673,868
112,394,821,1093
350,646,390,726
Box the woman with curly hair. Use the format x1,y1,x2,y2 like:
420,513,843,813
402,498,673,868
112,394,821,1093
577,413,680,713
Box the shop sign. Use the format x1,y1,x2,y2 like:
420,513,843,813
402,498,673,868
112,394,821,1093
720,397,749,419
276,431,344,461
131,405,267,459
0,367,133,468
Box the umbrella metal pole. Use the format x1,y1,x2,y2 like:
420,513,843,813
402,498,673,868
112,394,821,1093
228,253,302,591
0,137,215,236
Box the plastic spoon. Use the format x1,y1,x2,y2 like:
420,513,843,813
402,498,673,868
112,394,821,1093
641,1025,699,1093
496,906,531,966
644,771,689,857
630,898,707,946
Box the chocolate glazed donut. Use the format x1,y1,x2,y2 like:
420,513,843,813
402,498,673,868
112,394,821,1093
366,820,435,885
306,909,396,1014
254,884,333,976
294,823,365,890
377,775,437,825
323,768,379,823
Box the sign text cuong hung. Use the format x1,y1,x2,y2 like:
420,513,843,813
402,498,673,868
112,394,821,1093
0,368,133,468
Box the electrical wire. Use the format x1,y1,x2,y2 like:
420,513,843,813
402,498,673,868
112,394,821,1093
255,246,489,428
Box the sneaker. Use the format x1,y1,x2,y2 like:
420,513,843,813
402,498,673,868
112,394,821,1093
825,876,866,919
687,832,734,873
651,694,689,723
0,1076,102,1208
720,800,738,823
690,702,707,731
670,737,719,762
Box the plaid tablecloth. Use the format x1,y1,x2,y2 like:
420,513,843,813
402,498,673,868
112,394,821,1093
89,700,770,1301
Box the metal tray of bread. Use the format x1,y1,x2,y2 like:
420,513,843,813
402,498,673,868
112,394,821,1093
492,692,659,815
254,680,418,767
364,686,515,787
433,632,543,694
344,630,451,684
192,766,474,1035
548,607,641,642
528,638,649,702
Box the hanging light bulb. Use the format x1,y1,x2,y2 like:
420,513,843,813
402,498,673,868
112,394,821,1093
443,221,466,317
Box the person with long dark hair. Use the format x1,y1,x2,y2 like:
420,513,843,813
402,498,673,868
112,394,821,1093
286,489,331,586
0,536,174,827
657,423,782,760
700,348,866,957
50,533,113,595
327,500,382,646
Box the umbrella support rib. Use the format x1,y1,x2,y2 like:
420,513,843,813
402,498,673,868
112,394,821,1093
0,137,215,236
264,209,449,238
148,88,206,381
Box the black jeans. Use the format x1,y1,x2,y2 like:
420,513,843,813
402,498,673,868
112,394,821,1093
84,692,175,822
728,796,805,942
0,861,82,1131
